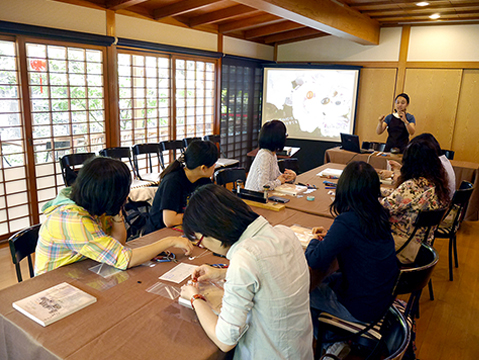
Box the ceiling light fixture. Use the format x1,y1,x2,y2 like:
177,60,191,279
429,13,441,19
416,2,429,6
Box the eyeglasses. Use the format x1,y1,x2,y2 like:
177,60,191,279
196,235,204,248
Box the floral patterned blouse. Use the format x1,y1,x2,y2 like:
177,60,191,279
381,177,445,263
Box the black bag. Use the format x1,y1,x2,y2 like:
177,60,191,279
123,199,150,241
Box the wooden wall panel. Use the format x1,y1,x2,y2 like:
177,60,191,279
403,69,462,151
355,68,397,144
452,70,479,163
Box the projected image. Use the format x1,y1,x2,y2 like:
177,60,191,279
263,68,359,142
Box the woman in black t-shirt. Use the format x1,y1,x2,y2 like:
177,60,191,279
144,141,218,234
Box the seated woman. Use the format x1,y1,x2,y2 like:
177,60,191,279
35,156,192,275
144,141,218,234
381,139,450,264
180,184,313,360
306,161,398,327
245,120,296,191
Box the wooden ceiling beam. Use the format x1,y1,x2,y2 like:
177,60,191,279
232,0,380,45
189,4,258,27
106,0,149,11
275,32,328,45
264,27,323,44
219,14,283,33
244,21,305,39
153,0,223,20
364,5,479,16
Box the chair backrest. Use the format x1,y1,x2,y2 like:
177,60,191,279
60,152,96,186
378,143,387,152
204,134,226,157
183,137,202,148
278,158,299,174
132,143,161,178
396,208,447,255
99,147,135,173
382,305,410,360
214,167,246,187
9,224,41,282
441,149,455,160
159,140,185,169
395,244,439,296
445,180,474,230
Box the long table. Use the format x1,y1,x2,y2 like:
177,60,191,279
325,147,479,221
0,205,334,360
0,229,228,360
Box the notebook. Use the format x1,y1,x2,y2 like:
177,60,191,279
340,133,373,154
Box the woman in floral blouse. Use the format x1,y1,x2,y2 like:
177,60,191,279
381,139,450,263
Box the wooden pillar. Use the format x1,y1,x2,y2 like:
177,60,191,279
106,10,120,147
396,25,411,95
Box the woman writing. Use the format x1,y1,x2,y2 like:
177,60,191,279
144,140,218,234
245,120,296,191
35,156,192,275
381,139,450,264
306,161,398,329
180,185,313,360
377,93,416,153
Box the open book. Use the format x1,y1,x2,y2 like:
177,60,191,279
12,282,97,327
274,184,308,196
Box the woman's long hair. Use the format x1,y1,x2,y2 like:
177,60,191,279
331,161,390,237
160,140,218,181
398,139,450,204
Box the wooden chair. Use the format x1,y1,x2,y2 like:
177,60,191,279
9,224,41,282
441,149,455,160
132,143,162,182
183,137,201,148
204,134,227,157
434,181,474,280
396,208,447,302
214,167,246,188
159,140,185,169
278,158,299,174
99,147,135,173
60,152,95,186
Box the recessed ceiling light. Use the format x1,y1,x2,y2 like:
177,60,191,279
429,13,441,19
416,2,429,6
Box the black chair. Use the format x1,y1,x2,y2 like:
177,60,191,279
434,181,474,281
214,167,246,188
315,304,410,360
204,134,226,157
9,224,41,282
441,149,455,160
378,143,387,152
159,140,185,169
396,244,439,319
60,152,95,186
183,137,202,148
278,158,299,174
99,147,135,173
132,143,162,182
396,208,447,302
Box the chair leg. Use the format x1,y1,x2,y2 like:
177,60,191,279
428,279,434,301
453,234,459,268
448,236,454,281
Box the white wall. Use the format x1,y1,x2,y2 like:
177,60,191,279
0,0,106,35
408,25,479,62
223,37,274,61
277,28,402,62
116,15,218,52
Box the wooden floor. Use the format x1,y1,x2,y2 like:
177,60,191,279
1,221,478,359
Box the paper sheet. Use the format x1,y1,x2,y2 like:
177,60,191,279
159,263,198,283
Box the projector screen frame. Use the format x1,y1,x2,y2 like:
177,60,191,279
262,64,362,143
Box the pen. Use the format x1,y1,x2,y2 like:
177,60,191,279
207,263,228,268
325,186,336,189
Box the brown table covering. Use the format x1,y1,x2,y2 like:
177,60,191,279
324,147,479,221
0,228,228,360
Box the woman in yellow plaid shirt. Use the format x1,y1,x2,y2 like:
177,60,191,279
35,156,192,275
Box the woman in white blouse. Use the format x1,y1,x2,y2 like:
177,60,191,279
245,120,296,191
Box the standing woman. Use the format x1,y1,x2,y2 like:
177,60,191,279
144,140,218,234
180,185,313,360
377,93,416,153
35,157,192,275
245,120,296,191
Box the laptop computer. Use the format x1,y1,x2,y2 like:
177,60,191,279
340,133,373,154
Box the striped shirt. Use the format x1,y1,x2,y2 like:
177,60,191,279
35,189,132,275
